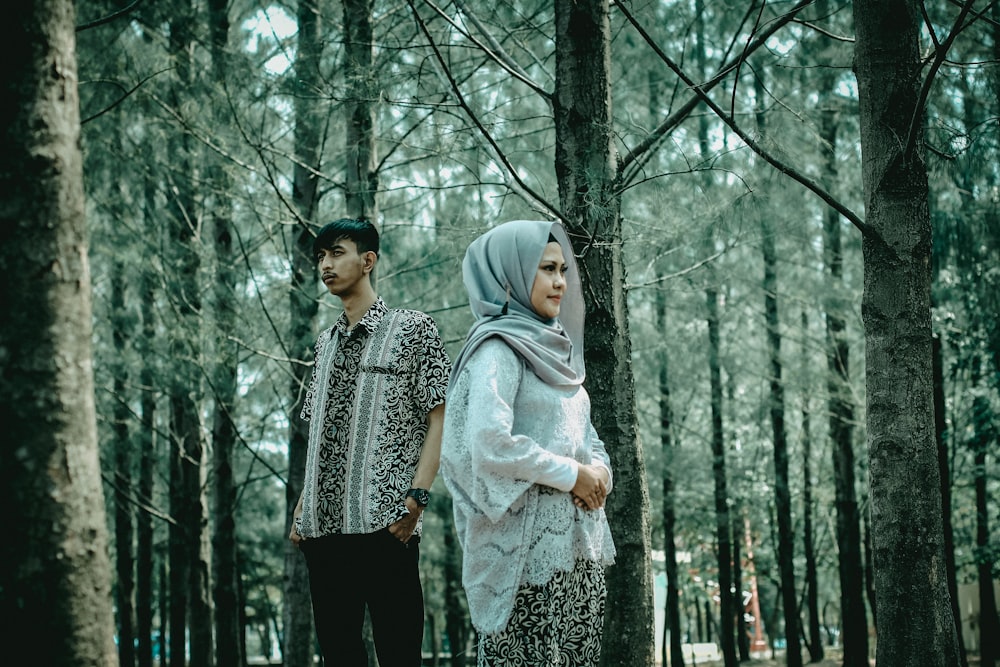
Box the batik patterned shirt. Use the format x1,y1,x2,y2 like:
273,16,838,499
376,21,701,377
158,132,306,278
297,298,450,538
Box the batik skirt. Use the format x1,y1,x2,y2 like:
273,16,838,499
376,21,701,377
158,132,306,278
478,559,607,667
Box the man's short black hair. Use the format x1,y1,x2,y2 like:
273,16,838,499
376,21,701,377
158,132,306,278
312,218,380,258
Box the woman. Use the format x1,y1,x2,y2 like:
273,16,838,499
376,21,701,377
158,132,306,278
441,220,616,666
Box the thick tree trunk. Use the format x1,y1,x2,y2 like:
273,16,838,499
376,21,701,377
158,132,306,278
657,288,685,667
553,2,655,665
0,1,118,664
282,3,323,666
853,1,961,664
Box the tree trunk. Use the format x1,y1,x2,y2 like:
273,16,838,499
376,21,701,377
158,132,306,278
0,0,118,663
819,85,868,667
552,2,655,665
853,1,961,664
207,1,243,665
706,284,737,667
970,374,999,667
136,250,158,667
799,312,823,663
113,257,137,667
733,510,748,662
761,219,801,667
282,3,323,666
166,3,212,663
657,287,685,667
344,0,378,220
933,336,967,667
691,4,735,661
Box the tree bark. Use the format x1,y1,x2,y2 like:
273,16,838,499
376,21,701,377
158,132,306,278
282,3,323,666
0,0,118,663
853,1,961,664
553,2,655,665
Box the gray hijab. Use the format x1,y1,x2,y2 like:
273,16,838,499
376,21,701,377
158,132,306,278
449,220,585,391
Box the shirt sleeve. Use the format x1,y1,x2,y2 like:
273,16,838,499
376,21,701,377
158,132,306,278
299,331,328,422
446,338,580,522
411,313,451,413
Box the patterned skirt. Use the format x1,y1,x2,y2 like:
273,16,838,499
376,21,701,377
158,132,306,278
478,559,607,667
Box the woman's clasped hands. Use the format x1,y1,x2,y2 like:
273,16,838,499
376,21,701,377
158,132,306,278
571,464,609,511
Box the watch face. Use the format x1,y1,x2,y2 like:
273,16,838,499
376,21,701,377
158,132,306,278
409,488,430,506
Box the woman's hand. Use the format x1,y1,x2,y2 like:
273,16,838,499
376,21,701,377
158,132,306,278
571,464,609,511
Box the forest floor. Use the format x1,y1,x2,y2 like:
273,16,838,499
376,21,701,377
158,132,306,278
700,648,985,667
699,648,854,667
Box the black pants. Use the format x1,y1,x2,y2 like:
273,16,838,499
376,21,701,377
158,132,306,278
300,529,424,667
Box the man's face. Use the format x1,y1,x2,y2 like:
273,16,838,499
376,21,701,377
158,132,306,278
317,237,373,297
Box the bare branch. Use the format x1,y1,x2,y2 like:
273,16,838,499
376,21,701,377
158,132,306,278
77,0,143,33
904,0,995,160
80,68,171,125
405,0,564,221
434,0,552,105
618,0,872,236
617,0,816,179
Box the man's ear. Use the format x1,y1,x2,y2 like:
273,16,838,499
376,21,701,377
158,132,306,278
362,251,377,274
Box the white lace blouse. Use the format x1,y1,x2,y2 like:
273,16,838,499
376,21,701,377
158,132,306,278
440,338,617,635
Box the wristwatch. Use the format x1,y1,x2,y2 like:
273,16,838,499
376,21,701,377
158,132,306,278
405,488,431,507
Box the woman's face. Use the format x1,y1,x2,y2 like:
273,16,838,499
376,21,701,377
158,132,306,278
530,241,568,319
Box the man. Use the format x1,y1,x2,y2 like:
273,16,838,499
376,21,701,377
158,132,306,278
289,218,450,666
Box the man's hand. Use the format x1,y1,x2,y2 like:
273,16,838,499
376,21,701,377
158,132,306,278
572,464,609,511
388,497,423,543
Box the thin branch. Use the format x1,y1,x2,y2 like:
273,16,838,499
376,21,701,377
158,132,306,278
627,248,728,290
77,0,144,32
405,0,563,221
617,0,817,180
102,472,177,525
793,19,854,42
731,1,769,120
617,1,871,236
437,0,552,104
80,68,171,125
904,0,995,160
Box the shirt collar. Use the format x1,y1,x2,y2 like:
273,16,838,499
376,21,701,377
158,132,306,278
335,297,388,336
